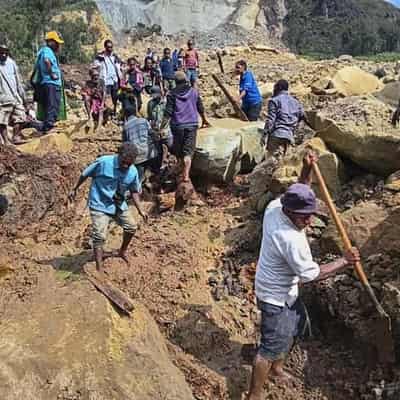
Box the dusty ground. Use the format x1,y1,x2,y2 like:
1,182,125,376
1,45,400,399
0,146,395,399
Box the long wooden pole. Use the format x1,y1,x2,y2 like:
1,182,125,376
212,73,249,122
312,162,390,321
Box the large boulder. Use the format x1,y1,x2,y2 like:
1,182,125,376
374,81,400,107
192,118,264,182
331,66,383,97
306,96,400,176
273,137,346,197
0,271,194,400
249,137,346,212
320,202,393,255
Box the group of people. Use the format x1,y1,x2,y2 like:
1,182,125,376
0,32,363,400
81,39,201,125
0,31,65,145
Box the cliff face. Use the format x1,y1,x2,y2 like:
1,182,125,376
95,0,287,38
94,0,400,55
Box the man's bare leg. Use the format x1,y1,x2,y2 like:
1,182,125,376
94,247,104,272
182,155,192,182
12,123,25,144
247,354,272,400
270,359,294,383
0,125,11,145
118,231,134,263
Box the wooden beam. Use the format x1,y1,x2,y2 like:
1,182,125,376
216,51,225,74
211,73,249,121
84,264,135,315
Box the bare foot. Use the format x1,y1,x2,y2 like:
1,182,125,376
103,250,129,264
270,369,296,386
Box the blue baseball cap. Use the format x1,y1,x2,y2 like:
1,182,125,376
281,183,317,214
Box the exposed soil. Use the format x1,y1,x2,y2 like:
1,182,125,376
1,46,400,400
0,140,396,399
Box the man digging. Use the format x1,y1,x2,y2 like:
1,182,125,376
69,143,148,272
246,151,360,400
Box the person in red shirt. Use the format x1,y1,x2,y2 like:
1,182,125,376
184,39,199,88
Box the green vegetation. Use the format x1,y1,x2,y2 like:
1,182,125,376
0,0,98,65
284,0,400,57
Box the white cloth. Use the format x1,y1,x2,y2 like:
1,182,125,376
0,57,24,105
255,198,320,307
103,55,118,85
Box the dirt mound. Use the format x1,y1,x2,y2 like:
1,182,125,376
0,269,194,400
0,145,79,240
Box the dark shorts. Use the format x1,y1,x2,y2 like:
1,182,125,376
257,298,310,361
171,125,198,158
242,102,262,121
266,135,291,157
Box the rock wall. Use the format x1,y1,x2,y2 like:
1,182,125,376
94,0,287,36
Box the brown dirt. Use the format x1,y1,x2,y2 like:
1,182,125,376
2,46,400,399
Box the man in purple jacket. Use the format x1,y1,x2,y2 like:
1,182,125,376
161,71,209,182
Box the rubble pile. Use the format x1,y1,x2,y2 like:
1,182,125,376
0,146,79,241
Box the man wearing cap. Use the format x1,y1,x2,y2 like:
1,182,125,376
0,43,26,145
32,31,64,134
161,71,210,182
246,152,360,400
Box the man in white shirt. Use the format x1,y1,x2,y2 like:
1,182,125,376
94,40,122,115
247,152,360,400
0,43,26,145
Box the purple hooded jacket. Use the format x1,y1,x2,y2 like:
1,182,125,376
165,82,204,126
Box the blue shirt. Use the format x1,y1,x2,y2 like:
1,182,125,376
82,155,141,215
160,57,175,80
239,70,262,106
37,46,62,87
264,91,304,143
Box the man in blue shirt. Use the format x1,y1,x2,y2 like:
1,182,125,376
32,31,64,134
235,60,262,121
160,48,176,93
69,143,148,272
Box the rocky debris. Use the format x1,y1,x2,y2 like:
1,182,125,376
385,170,400,192
320,202,390,255
273,137,346,197
0,271,194,400
0,146,79,240
248,136,345,212
192,118,264,182
307,96,400,176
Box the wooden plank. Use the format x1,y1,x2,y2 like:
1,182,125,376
84,265,135,315
211,73,249,121
216,51,225,74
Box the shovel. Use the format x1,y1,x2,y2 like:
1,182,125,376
311,161,394,364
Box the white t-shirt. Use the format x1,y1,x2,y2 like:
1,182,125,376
255,198,320,307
